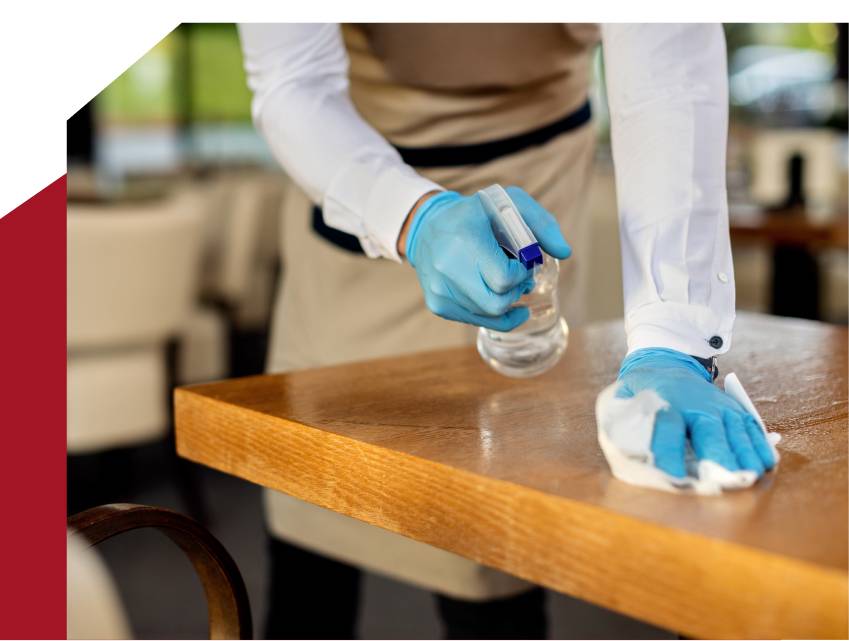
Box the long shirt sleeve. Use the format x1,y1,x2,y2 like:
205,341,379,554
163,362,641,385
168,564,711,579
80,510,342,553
602,24,735,358
238,23,441,261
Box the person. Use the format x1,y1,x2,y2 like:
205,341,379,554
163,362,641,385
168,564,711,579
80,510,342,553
238,23,775,639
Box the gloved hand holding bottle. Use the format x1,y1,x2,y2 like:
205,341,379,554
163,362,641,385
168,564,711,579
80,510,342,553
400,186,572,332
616,348,777,478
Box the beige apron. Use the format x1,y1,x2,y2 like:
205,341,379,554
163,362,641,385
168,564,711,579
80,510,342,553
265,24,599,600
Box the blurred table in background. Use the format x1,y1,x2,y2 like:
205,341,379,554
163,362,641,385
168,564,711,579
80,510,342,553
730,206,848,249
175,312,848,639
66,167,174,205
730,205,849,319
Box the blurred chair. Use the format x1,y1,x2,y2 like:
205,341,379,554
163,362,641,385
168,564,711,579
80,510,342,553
67,531,131,640
67,504,252,640
146,178,230,386
193,173,236,309
820,249,849,323
67,191,204,454
195,169,286,376
731,244,773,314
178,304,229,385
68,193,211,520
196,170,284,324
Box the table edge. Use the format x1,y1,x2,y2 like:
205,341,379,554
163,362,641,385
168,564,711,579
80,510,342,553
175,388,848,639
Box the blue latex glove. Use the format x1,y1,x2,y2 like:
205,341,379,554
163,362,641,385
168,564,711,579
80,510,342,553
617,348,776,479
405,187,571,331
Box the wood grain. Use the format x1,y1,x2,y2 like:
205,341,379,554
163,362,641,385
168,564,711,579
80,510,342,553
175,312,848,639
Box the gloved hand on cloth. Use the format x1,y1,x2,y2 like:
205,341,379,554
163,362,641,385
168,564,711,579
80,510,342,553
403,187,571,331
595,347,781,495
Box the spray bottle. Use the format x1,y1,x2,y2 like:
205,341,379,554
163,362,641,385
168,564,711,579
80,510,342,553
476,184,569,377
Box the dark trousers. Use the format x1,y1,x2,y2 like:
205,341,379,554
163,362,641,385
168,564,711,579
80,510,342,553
265,536,548,639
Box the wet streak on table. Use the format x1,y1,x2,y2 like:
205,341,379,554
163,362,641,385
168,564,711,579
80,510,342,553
175,312,848,639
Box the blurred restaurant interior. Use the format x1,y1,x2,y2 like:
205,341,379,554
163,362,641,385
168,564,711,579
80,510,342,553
66,23,848,639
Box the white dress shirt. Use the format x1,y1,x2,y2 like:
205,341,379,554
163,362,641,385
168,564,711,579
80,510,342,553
238,23,735,359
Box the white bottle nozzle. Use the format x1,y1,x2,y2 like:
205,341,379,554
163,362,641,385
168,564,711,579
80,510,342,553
477,184,542,270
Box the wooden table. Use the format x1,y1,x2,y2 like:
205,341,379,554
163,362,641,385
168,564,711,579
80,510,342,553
730,206,849,250
175,313,848,639
729,206,849,319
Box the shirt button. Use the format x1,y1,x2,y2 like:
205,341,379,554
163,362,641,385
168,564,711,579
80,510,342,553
717,272,729,283
709,336,723,349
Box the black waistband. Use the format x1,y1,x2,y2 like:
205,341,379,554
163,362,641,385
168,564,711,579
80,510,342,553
313,99,592,255
394,100,591,168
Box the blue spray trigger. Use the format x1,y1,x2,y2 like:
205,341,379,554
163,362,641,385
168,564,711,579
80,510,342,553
518,244,543,270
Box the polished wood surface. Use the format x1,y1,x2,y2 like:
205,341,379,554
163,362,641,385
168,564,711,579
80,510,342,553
175,313,848,639
69,504,252,640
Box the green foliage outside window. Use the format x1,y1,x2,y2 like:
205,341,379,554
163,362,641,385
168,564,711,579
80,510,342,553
188,24,253,122
96,24,252,125
96,30,181,124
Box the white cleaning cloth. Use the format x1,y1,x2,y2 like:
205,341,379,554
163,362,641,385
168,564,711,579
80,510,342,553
595,373,781,495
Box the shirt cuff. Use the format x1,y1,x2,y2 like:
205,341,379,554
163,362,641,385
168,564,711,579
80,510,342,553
625,301,735,358
323,157,442,262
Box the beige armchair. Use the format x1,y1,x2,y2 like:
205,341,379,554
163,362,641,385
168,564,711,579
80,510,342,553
198,170,285,331
67,191,204,454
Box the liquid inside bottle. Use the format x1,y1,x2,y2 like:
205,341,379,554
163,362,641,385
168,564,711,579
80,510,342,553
476,256,568,378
